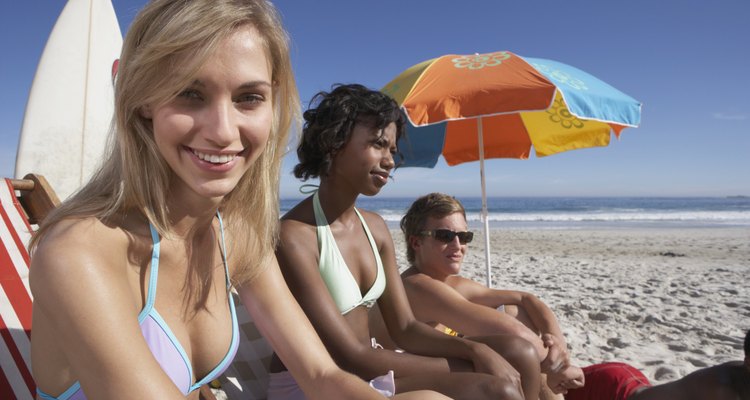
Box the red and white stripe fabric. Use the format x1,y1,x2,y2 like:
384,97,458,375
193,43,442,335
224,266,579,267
0,178,35,400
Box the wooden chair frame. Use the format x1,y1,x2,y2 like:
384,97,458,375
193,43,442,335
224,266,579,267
9,173,60,225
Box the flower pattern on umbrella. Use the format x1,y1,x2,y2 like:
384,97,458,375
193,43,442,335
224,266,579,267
531,62,588,91
452,51,511,70
547,97,584,129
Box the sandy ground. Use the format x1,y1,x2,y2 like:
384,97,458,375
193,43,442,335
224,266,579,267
213,226,749,398
391,226,750,384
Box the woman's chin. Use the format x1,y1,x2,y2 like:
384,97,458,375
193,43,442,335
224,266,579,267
188,180,239,201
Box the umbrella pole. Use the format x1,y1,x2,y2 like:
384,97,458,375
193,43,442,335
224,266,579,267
477,117,492,288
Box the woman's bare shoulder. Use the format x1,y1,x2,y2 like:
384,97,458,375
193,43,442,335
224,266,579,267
356,207,387,226
30,216,146,295
355,208,391,242
279,198,317,240
280,196,314,224
35,216,127,255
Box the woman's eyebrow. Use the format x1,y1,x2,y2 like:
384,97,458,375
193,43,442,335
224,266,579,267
239,80,272,90
188,79,206,87
187,79,272,89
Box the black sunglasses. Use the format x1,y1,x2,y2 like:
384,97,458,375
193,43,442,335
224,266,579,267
419,229,474,244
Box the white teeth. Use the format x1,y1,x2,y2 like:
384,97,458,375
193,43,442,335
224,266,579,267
192,149,237,164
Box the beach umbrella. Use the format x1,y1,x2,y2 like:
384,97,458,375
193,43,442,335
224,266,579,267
382,51,641,287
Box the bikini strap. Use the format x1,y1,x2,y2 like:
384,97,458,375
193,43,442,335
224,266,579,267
216,212,231,289
139,224,161,321
299,184,319,195
142,215,229,318
312,190,326,227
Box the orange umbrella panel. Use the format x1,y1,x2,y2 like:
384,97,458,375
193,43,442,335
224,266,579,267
443,115,532,165
383,51,557,126
387,51,642,167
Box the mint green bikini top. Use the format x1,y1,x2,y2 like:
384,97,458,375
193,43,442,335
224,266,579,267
313,191,386,315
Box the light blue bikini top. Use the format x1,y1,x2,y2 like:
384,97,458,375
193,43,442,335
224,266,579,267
37,213,239,399
313,191,386,315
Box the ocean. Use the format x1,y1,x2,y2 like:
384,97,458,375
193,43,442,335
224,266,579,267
280,196,750,230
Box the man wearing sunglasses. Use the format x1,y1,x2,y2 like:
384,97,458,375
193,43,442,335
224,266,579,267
399,192,585,398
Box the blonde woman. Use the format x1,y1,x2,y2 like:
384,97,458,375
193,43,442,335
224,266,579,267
29,2,446,399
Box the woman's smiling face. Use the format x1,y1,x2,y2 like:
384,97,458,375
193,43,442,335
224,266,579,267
147,25,273,201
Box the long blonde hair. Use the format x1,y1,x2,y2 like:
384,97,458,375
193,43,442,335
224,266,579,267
31,0,299,285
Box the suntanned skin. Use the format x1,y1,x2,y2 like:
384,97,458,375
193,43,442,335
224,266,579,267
30,27,269,400
30,27,394,400
31,213,232,399
629,360,750,400
400,211,585,397
239,250,449,400
272,119,540,399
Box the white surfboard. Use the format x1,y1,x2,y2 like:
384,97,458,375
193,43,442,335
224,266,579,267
15,0,123,200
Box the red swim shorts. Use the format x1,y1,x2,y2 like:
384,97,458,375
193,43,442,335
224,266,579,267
565,362,652,400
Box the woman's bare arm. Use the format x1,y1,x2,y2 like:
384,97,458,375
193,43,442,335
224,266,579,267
275,217,457,379
237,254,385,400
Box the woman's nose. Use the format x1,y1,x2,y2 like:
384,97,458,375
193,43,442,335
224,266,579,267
382,150,395,169
204,100,237,146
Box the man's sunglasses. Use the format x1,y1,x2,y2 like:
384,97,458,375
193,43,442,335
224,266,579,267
419,229,474,244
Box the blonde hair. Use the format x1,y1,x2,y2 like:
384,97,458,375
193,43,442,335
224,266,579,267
31,0,300,285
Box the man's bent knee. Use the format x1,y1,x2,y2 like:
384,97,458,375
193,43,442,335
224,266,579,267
478,376,524,400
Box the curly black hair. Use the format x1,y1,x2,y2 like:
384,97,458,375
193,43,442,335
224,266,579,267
293,83,405,180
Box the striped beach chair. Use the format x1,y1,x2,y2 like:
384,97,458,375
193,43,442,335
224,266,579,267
0,174,59,400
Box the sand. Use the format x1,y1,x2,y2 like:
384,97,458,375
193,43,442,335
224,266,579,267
390,226,750,384
213,226,748,399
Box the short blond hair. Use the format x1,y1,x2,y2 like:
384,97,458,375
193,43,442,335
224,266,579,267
400,193,466,266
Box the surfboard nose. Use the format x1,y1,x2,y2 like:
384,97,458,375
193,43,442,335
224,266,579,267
16,0,124,200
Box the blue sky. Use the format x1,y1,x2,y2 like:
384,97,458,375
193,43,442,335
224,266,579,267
2,1,749,198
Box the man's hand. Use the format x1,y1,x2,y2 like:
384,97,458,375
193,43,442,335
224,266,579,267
547,365,585,394
540,333,571,374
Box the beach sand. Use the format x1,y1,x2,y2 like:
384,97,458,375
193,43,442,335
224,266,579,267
214,227,748,399
390,226,750,384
